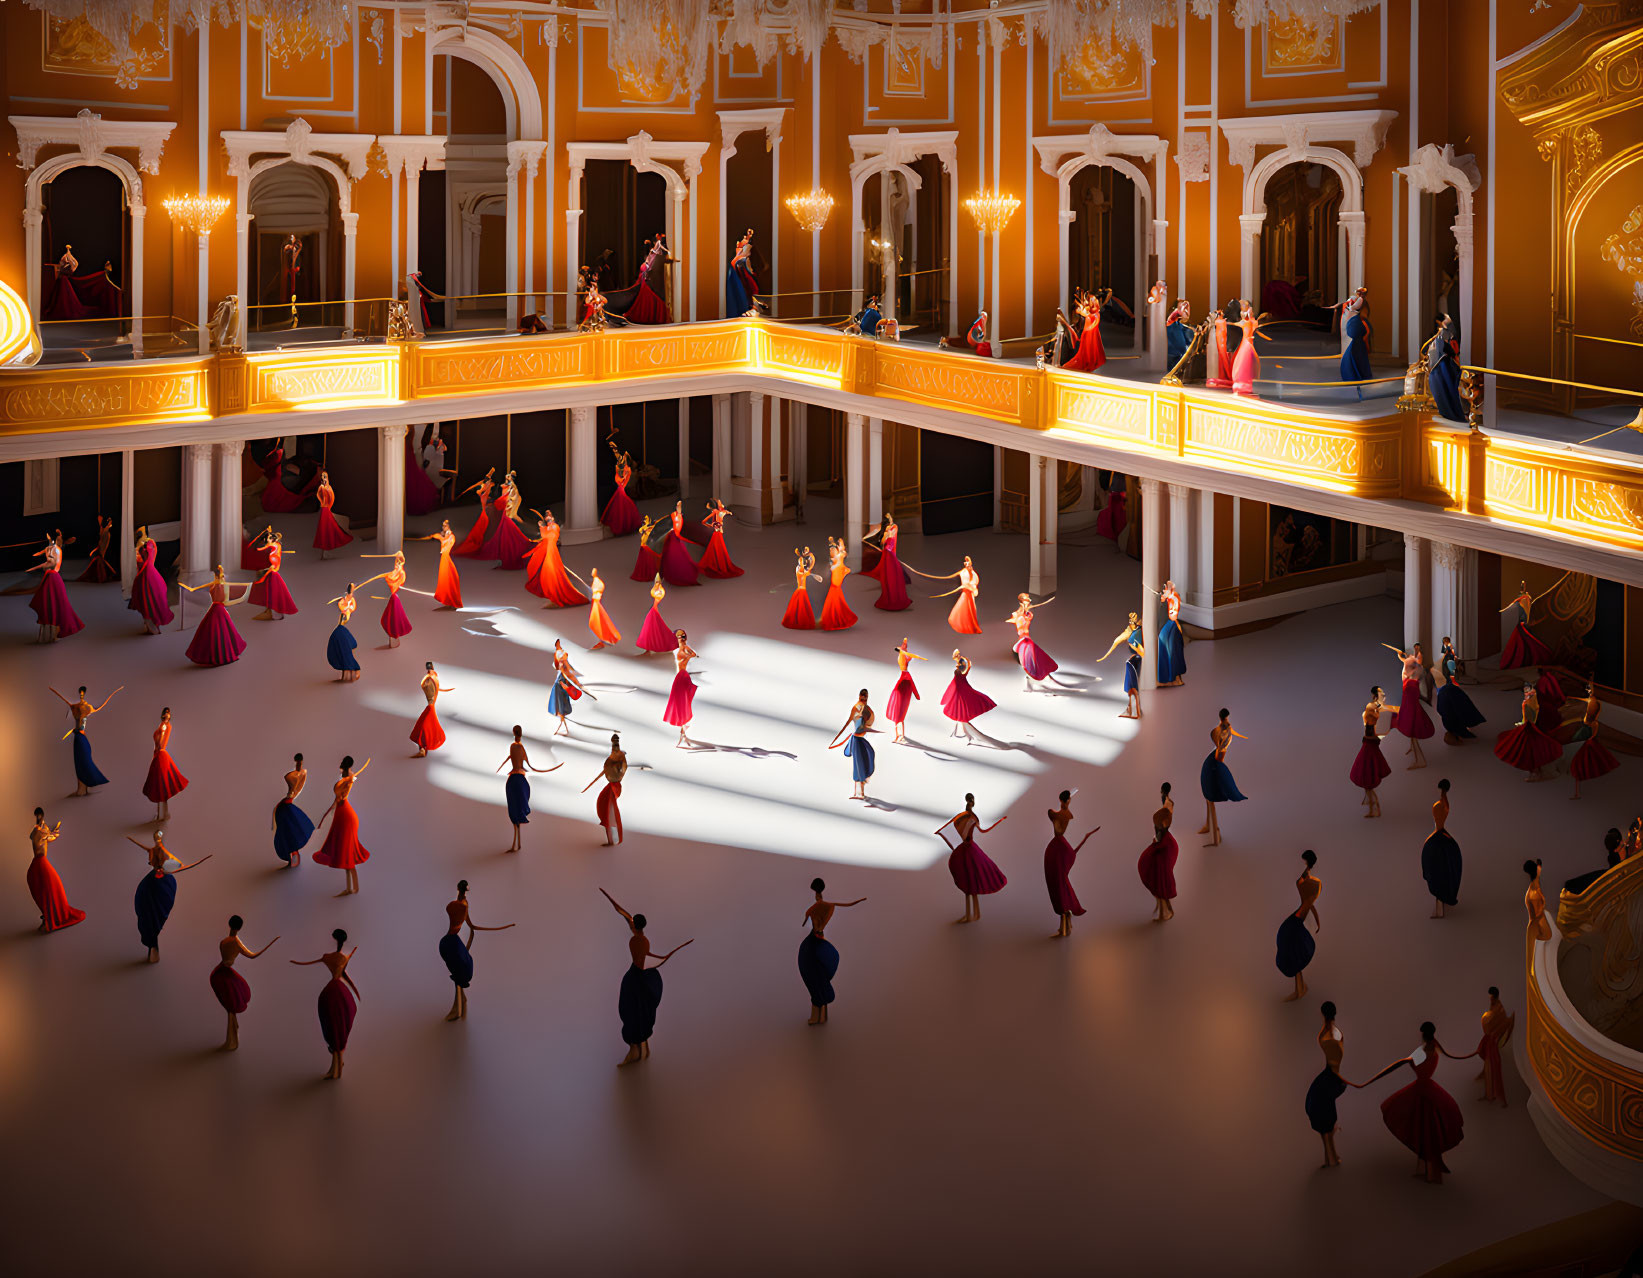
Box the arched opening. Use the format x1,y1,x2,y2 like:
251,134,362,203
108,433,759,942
724,140,772,312
1572,157,1643,409
1067,163,1140,350
1417,184,1460,350
1259,161,1342,325
434,52,512,329
582,160,669,301
247,162,339,334
39,165,128,337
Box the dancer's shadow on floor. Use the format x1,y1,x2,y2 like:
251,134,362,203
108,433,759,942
679,739,797,760
921,728,1018,753
457,608,519,639
861,796,899,812
1033,672,1100,696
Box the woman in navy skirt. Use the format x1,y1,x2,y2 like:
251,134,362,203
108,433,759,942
1200,708,1248,847
1277,850,1321,1002
441,880,516,1022
829,690,877,801
496,725,561,853
273,753,314,866
51,685,119,795
1305,1001,1349,1168
127,832,211,963
1421,779,1463,919
1097,612,1145,720
799,878,866,1025
603,889,693,1066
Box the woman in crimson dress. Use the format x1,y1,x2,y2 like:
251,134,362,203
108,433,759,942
1063,289,1110,373
1569,685,1620,798
862,518,911,611
248,531,299,620
211,915,278,1051
585,735,627,847
782,547,819,629
818,538,857,631
415,521,462,610
1361,1022,1473,1184
410,663,453,757
451,471,497,557
940,649,996,742
127,832,211,963
699,499,744,578
259,444,316,514
141,707,189,822
1350,688,1392,818
471,474,513,561
527,511,589,607
1044,791,1098,937
1137,785,1179,922
1499,580,1554,669
313,472,354,557
27,533,83,642
1008,593,1059,690
927,556,982,634
885,639,925,743
1276,850,1321,1002
1095,477,1129,545
585,568,621,649
626,236,673,326
312,757,371,896
663,631,700,747
1494,685,1563,781
1230,301,1268,396
291,928,359,1080
440,881,517,1022
1533,666,1566,726
602,449,643,537
636,576,675,653
658,502,701,587
603,887,693,1066
273,753,313,866
1476,988,1514,1106
129,527,173,633
630,516,663,582
359,551,424,647
1388,644,1434,770
28,808,83,933
76,515,114,583
938,795,1007,924
180,565,251,666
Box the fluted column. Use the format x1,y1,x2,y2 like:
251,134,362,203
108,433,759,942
563,405,602,544
1167,483,1192,599
210,440,243,571
377,423,408,552
1139,477,1164,692
179,443,213,588
1029,454,1058,596
1428,540,1476,663
845,411,866,568
1403,534,1430,651
868,417,884,526
711,393,732,504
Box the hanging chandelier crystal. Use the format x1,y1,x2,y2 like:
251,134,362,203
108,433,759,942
164,193,231,237
19,0,353,62
785,189,835,234
964,190,1021,236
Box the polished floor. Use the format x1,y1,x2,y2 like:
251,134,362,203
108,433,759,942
0,492,1617,1276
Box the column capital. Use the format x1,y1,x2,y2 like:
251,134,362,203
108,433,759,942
380,422,409,442
185,442,213,465
1428,539,1466,570
214,439,243,457
1138,476,1164,498
1404,532,1427,551
846,411,866,428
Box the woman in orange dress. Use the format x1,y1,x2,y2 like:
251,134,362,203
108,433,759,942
1207,305,1234,389
141,707,189,822
818,538,857,631
527,511,588,607
312,757,372,896
415,521,463,610
312,471,354,556
1062,288,1110,373
27,808,84,933
928,556,982,634
1475,987,1514,1106
782,547,819,629
451,470,497,557
630,515,662,582
586,568,621,649
699,499,744,578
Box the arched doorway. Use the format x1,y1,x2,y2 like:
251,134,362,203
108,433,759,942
1572,152,1643,406
247,162,339,333
1258,161,1342,325
38,165,129,336
1067,163,1140,349
581,160,669,307
434,52,512,328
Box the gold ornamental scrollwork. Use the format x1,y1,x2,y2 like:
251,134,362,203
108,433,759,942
0,366,209,432
875,350,1023,422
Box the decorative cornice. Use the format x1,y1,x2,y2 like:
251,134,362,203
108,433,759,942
1032,125,1169,179
848,128,959,178
10,110,177,175
1218,109,1399,171
221,120,377,184
378,135,448,178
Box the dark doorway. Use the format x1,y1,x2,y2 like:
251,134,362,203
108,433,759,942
582,160,667,292
724,141,772,308
1259,162,1342,322
920,435,994,536
41,166,128,321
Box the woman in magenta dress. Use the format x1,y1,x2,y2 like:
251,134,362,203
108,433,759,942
1569,685,1619,799
128,527,173,633
359,551,423,647
938,795,1007,923
818,538,857,631
472,475,513,561
404,434,443,516
1095,478,1128,544
27,533,83,642
451,471,497,557
248,531,299,620
782,547,819,629
1062,289,1109,373
180,565,251,666
630,516,663,582
663,631,700,748
602,450,642,537
1137,785,1179,922
312,472,354,557
291,928,359,1080
1494,685,1563,781
242,524,273,573
211,915,278,1051
312,757,371,896
1044,791,1098,938
1008,593,1059,690
885,639,926,744
141,707,189,822
1499,580,1555,669
483,477,533,569
1230,301,1268,396
626,236,673,325
699,500,744,578
527,512,589,607
259,444,316,514
657,502,701,587
940,649,996,742
1350,688,1393,818
636,576,675,654
863,518,911,611
1362,1022,1473,1184
1388,644,1434,770
28,808,84,933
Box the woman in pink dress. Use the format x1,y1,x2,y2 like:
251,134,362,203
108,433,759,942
1229,301,1268,396
636,576,675,654
938,795,1007,924
657,502,701,586
1388,644,1434,770
359,551,424,647
1062,288,1110,373
312,757,371,896
863,518,911,611
526,512,589,607
663,631,700,748
1044,791,1098,938
602,450,642,536
630,516,663,582
699,500,744,578
128,526,174,633
312,472,354,557
180,565,251,666
1350,688,1393,817
141,707,189,822
451,471,497,557
1362,1022,1474,1184
248,531,299,620
26,533,83,642
1137,785,1179,922
940,649,996,743
290,928,359,1080
28,808,84,933
1008,593,1059,689
885,639,926,744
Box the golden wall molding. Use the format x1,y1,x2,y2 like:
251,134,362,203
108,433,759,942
0,362,209,433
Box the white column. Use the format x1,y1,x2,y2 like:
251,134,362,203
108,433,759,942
1403,534,1430,650
792,401,809,517
1139,477,1164,692
1428,541,1477,663
341,213,359,336
119,449,136,598
563,406,602,544
1028,454,1058,596
129,207,146,355
209,440,243,573
405,164,422,280
745,391,768,523
1167,483,1192,596
1454,223,1475,365
233,209,252,347
678,397,691,501
378,423,408,552
180,443,213,588
1341,210,1367,295
868,417,884,525
1146,278,1167,371
711,393,732,503
1057,208,1073,316
196,233,211,353
1190,489,1216,614
505,157,521,331
989,228,1001,353
23,209,43,321
523,149,540,315
1238,214,1263,306
845,411,866,568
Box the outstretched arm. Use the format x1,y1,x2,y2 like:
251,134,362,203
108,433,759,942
94,686,124,711
599,887,633,924
654,939,695,965
172,854,214,873
1072,828,1101,852
979,817,1007,834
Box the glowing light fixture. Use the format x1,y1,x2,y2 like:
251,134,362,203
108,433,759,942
785,189,835,234
964,190,1020,236
163,193,230,237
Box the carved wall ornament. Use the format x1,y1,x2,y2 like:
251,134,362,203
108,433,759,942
1175,130,1210,182
11,109,176,175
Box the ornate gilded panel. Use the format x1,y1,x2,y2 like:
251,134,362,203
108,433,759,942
247,350,399,412
1052,384,1149,442
0,365,209,433
416,341,593,395
762,330,845,383
1567,474,1643,549
610,329,749,377
875,350,1022,423
1421,431,1468,506
1184,406,1401,495
1485,454,1549,520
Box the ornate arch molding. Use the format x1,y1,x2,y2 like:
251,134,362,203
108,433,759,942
717,108,786,318
222,119,376,344
847,129,959,332
424,23,544,142
564,132,710,323
1399,144,1483,363
10,110,177,335
1219,110,1397,305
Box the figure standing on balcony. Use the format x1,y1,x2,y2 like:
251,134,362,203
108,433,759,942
1230,300,1270,396
1165,298,1194,370
1064,288,1110,373
1339,288,1372,392
725,228,760,317
279,233,302,302
627,235,673,325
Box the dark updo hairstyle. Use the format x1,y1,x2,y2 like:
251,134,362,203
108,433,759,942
1438,779,1450,794
78,685,87,696
229,915,243,932
1371,685,1382,699
1218,708,1230,721
294,752,303,765
1523,858,1541,879
1488,986,1499,998
457,879,469,897
513,725,522,739
34,807,43,819
1160,781,1172,799
611,733,621,747
964,792,975,809
858,688,869,700
1320,1001,1336,1020
1419,1021,1436,1043
811,877,825,893
632,913,647,930
1059,790,1071,803
1301,849,1317,869
341,755,355,771
332,928,347,947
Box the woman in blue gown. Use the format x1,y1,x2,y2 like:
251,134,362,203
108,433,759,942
1165,300,1193,369
273,753,314,865
1427,313,1466,422
1276,850,1321,1001
128,832,210,963
1339,290,1371,392
1200,708,1248,846
440,880,515,1021
326,585,361,681
1434,639,1485,742
831,691,876,800
725,230,759,316
52,685,118,795
798,878,866,1025
1420,780,1463,918
604,889,692,1066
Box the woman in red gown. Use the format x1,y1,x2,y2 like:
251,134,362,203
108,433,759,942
141,707,189,822
1063,289,1110,373
452,471,497,557
937,795,1007,924
1494,686,1563,781
657,502,701,586
782,548,819,629
312,758,371,896
526,512,589,607
587,735,627,847
1389,645,1434,770
1363,1022,1473,1184
1137,785,1179,922
636,576,675,653
940,649,996,742
1568,686,1620,799
359,551,424,646
885,639,925,743
630,516,662,582
1349,689,1392,818
1095,479,1129,544
1044,792,1098,938
27,533,83,642
481,477,532,569
863,518,911,611
28,808,84,933
602,450,643,536
313,472,354,556
1498,581,1554,669
472,476,514,561
586,569,621,649
818,539,857,631
129,527,174,633
410,663,453,757
662,632,700,747
291,928,359,1080
248,532,299,620
259,445,316,513
415,521,463,610
180,565,251,666
699,500,744,578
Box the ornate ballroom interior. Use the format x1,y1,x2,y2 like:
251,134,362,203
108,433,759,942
1,2,1641,1275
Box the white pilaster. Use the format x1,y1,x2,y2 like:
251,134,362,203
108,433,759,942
1190,489,1216,614
868,417,884,525
210,440,243,571
180,443,212,587
1428,540,1477,663
341,213,359,336
505,155,521,331
378,423,408,552
711,393,732,504
1029,454,1058,596
1139,477,1164,693
563,405,602,544
1403,534,1430,650
196,234,211,353
845,411,866,568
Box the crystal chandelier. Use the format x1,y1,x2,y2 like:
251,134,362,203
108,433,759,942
19,0,353,62
164,194,231,237
964,191,1021,236
785,189,835,234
